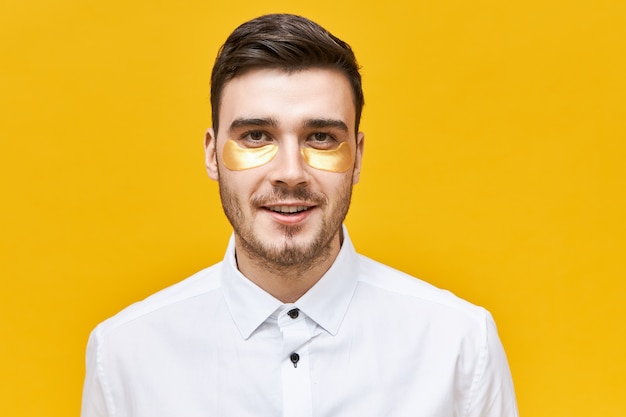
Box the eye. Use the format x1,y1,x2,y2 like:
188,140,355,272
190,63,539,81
248,130,265,141
241,130,272,147
307,132,337,149
312,132,329,141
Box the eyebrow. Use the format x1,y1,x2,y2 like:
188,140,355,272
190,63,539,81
303,118,349,132
228,117,349,133
229,117,278,133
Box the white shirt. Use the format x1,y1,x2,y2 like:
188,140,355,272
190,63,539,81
81,229,518,417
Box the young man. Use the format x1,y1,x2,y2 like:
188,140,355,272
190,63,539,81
81,14,518,417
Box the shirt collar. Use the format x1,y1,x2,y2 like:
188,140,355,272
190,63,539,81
220,226,359,339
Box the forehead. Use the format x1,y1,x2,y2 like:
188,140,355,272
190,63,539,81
218,68,356,134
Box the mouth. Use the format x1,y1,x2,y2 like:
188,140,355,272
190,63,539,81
265,205,314,215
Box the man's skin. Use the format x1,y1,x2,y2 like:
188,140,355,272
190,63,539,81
204,67,365,303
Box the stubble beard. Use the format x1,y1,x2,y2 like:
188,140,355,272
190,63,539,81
218,176,353,276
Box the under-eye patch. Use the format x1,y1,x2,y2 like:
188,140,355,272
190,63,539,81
222,140,278,170
222,140,354,173
301,142,353,172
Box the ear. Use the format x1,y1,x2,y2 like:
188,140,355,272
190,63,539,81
204,128,219,181
352,132,365,185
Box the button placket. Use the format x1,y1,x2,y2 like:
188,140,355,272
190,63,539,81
279,307,313,417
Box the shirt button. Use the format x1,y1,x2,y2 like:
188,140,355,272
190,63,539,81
287,308,299,319
290,352,300,368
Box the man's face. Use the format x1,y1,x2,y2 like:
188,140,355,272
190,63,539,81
205,68,364,269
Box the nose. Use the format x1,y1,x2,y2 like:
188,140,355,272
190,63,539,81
268,140,309,188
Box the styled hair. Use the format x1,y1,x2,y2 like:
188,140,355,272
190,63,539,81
210,14,364,134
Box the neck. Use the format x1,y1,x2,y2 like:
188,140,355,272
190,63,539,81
234,231,342,303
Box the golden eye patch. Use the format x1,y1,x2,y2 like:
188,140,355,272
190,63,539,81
222,140,278,170
301,142,354,172
222,140,354,173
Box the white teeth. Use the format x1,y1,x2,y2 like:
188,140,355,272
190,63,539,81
268,205,309,214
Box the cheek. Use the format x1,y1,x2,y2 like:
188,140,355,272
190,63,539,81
218,167,266,202
316,170,354,198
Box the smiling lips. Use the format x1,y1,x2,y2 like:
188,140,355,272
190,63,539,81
263,203,315,225
266,205,313,214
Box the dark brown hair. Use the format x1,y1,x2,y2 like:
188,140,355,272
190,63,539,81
210,14,364,134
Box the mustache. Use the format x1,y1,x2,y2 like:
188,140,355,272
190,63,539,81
251,186,327,207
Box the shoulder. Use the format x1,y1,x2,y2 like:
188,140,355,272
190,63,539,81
93,262,224,337
355,254,490,325
352,255,518,416
351,254,502,372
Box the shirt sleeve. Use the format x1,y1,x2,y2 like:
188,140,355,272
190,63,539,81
81,327,111,417
465,311,519,417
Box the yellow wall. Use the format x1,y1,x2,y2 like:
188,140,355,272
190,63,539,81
1,1,624,415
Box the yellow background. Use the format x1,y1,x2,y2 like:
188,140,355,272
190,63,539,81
1,0,624,415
